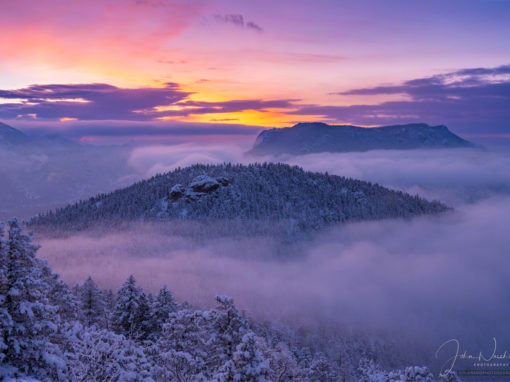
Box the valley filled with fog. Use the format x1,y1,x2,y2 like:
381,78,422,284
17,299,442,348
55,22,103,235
2,140,508,376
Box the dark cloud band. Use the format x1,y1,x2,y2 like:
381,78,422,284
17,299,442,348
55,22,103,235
296,64,510,134
0,82,296,122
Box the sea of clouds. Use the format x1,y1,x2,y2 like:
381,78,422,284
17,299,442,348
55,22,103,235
2,139,510,370
24,142,508,370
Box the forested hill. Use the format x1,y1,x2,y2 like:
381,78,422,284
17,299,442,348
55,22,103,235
31,163,448,231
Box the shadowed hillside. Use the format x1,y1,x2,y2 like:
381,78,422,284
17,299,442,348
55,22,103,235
247,122,476,156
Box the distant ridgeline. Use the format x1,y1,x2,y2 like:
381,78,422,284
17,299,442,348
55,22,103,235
31,163,448,234
0,121,31,145
0,121,73,147
247,122,476,156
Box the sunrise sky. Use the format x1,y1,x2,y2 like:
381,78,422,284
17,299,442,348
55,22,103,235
1,0,510,141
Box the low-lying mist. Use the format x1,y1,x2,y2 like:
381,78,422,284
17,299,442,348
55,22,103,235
37,194,510,370
282,148,510,207
4,139,510,372
3,139,509,220
128,143,510,206
0,144,136,220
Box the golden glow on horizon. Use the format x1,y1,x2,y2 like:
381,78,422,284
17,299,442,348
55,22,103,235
2,0,506,131
59,117,78,122
0,8,429,128
164,109,324,127
0,14,421,129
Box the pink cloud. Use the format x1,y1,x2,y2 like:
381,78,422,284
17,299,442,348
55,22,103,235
0,0,207,74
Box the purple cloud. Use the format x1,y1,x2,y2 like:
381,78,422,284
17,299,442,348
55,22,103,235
301,64,510,135
338,64,510,100
0,83,297,122
213,14,263,32
246,21,263,32
0,83,189,121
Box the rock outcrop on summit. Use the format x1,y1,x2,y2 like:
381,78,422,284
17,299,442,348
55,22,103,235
170,175,228,202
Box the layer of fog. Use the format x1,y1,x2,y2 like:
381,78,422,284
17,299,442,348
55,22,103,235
0,142,243,220
127,143,246,176
4,138,510,371
128,143,510,207
37,195,510,370
0,144,137,220
3,137,509,220
282,148,510,207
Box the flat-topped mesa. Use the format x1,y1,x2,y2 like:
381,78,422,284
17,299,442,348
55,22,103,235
293,122,330,128
247,122,476,156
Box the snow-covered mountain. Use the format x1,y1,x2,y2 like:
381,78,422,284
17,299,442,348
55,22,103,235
31,163,448,232
247,122,476,156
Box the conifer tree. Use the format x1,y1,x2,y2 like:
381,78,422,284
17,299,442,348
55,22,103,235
150,285,177,337
77,276,107,328
0,219,66,380
112,275,152,339
217,332,271,382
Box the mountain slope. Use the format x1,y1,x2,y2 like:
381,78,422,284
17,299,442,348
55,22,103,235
31,163,448,232
0,121,76,148
247,122,476,156
0,122,30,145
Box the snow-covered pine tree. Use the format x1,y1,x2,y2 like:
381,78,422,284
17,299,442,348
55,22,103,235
0,218,67,380
152,295,262,381
358,358,441,382
36,259,80,325
399,366,435,382
48,276,79,323
77,276,107,328
103,288,115,330
216,332,271,382
112,275,152,340
65,324,153,382
262,342,302,382
307,352,338,382
0,222,8,365
151,308,209,381
212,295,250,363
149,285,176,337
